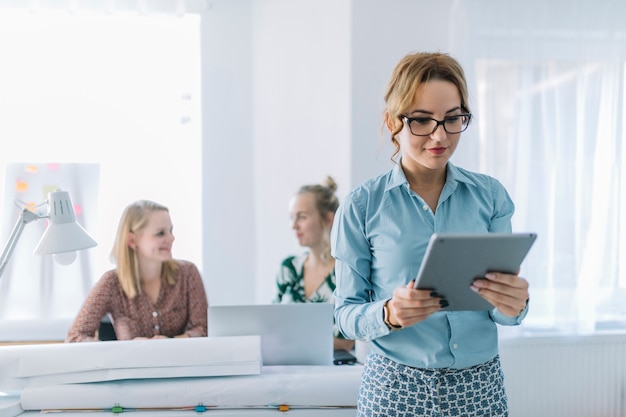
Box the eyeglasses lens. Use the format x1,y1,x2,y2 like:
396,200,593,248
408,115,470,136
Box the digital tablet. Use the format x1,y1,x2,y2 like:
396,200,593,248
413,233,537,311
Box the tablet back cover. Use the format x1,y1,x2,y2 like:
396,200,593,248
414,233,537,311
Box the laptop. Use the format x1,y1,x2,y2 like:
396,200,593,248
208,303,334,366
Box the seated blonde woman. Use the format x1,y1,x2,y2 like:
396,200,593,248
67,200,208,342
274,177,354,352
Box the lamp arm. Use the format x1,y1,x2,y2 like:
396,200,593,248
0,208,43,281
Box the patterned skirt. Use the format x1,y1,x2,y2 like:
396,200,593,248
358,353,508,417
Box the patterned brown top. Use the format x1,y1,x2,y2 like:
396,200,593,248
66,260,208,342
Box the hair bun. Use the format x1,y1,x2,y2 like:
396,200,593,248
323,176,337,193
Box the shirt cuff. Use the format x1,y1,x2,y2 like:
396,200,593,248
491,299,529,325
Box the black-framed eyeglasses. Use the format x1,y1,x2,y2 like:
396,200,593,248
401,113,472,136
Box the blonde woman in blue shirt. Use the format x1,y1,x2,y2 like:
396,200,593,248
331,52,530,416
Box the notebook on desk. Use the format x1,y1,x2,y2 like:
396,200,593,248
208,303,334,366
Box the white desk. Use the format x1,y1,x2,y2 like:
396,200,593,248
3,366,362,417
17,410,356,416
0,338,361,417
0,393,22,417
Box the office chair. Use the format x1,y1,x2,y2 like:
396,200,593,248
98,316,117,341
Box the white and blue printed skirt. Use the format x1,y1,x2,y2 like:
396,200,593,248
358,353,508,417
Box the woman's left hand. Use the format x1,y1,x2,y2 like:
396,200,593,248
470,272,529,317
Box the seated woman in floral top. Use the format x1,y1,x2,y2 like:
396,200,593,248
274,177,354,351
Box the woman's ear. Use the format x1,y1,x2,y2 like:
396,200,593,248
127,232,136,250
384,111,396,133
324,212,335,229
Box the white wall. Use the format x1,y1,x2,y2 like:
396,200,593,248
251,0,352,304
349,0,460,186
201,0,460,306
200,0,255,305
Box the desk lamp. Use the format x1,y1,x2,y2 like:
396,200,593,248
0,189,97,280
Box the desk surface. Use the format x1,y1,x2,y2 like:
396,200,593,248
0,337,362,417
20,365,363,410
0,319,71,343
0,392,22,417
3,366,362,417
17,410,357,416
0,341,62,347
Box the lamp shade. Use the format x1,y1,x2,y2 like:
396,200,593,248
33,190,97,255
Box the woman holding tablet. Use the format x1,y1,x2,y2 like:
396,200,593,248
331,52,530,416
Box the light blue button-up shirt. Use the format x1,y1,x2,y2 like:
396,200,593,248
331,162,526,369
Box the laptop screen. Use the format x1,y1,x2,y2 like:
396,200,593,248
208,303,334,366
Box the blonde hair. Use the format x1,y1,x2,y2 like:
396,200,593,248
384,52,471,162
111,200,179,298
297,176,339,262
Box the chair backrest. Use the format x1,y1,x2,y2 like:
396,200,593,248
98,316,117,341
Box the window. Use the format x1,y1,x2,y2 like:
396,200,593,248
469,59,626,333
453,0,626,334
0,7,201,329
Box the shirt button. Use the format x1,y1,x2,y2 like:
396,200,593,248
155,325,160,330
422,204,429,211
152,311,158,317
453,343,458,350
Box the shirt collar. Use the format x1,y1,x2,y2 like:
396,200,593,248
386,163,408,191
446,162,477,187
385,160,478,192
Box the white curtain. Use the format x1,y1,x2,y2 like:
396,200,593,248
451,0,626,334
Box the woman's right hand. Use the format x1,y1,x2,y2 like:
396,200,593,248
385,280,445,328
